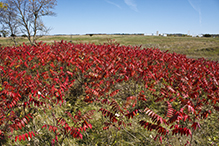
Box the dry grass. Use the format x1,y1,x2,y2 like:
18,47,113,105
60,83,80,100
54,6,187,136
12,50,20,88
1,35,218,145
1,35,219,61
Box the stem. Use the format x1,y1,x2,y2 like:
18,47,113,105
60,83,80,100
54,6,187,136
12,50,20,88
190,117,196,146
11,36,17,46
138,132,150,142
59,132,68,146
122,127,141,142
190,128,193,146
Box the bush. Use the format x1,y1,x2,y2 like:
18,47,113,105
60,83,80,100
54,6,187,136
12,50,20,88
21,34,28,37
11,34,16,37
203,34,211,37
0,41,218,145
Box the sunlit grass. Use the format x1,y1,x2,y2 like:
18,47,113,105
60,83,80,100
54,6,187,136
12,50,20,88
1,35,219,61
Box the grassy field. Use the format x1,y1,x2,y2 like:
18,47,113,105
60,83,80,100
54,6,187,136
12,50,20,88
1,35,219,145
0,35,219,61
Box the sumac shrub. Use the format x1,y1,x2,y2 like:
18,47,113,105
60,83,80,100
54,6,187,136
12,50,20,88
0,41,218,145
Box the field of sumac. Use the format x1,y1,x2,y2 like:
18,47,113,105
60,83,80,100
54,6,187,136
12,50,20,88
0,41,219,145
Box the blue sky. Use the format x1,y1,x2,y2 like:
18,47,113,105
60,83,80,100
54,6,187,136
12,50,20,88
42,0,219,35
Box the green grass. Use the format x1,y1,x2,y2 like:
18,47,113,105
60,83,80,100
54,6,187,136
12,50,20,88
1,35,218,61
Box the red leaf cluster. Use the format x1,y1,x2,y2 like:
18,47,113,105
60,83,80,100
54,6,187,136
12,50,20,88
0,41,218,144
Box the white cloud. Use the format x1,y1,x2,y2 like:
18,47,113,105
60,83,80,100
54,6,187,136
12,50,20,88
124,0,138,12
188,0,202,26
105,0,122,9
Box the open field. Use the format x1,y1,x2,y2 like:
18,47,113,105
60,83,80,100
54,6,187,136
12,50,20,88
0,36,219,145
0,35,219,61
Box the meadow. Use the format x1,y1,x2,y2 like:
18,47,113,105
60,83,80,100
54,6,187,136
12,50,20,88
0,34,219,61
0,35,218,146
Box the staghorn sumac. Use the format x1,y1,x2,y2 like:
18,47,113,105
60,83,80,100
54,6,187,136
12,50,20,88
0,41,218,145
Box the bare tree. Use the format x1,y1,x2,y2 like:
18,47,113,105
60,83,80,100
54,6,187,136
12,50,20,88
28,0,56,42
0,1,20,45
1,0,57,45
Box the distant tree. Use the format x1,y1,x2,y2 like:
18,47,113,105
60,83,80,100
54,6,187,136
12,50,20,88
203,34,211,37
21,34,27,37
1,0,57,45
10,33,16,37
0,30,9,37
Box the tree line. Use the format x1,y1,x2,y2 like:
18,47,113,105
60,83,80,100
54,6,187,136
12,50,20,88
0,0,57,45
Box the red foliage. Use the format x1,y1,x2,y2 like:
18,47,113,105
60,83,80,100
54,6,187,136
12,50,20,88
0,41,218,144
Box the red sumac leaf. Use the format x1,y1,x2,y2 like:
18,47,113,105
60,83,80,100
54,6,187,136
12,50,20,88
28,113,33,119
25,133,28,140
66,71,73,76
22,134,25,141
50,62,55,68
42,125,47,129
185,141,190,146
131,70,135,76
21,120,25,127
159,136,162,143
166,101,174,118
79,133,83,139
29,132,32,139
124,75,129,81
19,135,22,141
154,135,158,141
53,126,57,132
110,89,120,97
103,126,109,130
51,139,55,146
49,125,53,131
55,135,58,142
23,116,29,123
88,124,92,129
213,77,218,86
24,62,28,68
167,86,175,93
17,122,22,130
191,122,200,131
186,129,192,136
